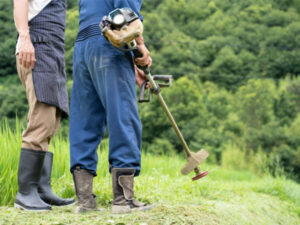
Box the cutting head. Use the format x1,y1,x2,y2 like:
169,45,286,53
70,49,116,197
192,171,209,181
181,149,209,175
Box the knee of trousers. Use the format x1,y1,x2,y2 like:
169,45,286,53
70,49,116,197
23,112,59,146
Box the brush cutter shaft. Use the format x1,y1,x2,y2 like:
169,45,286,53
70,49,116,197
144,72,191,157
136,51,209,180
132,40,191,157
158,93,191,157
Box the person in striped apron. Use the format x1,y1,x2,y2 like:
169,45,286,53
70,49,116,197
13,0,74,211
70,0,154,213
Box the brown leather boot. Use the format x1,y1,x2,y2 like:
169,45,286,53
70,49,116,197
72,167,99,213
111,168,155,214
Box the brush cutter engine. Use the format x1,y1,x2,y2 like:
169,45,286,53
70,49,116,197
100,8,143,50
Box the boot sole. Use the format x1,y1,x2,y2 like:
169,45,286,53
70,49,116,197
14,203,51,211
51,201,76,207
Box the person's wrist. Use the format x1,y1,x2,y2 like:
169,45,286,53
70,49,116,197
18,30,30,39
135,35,144,45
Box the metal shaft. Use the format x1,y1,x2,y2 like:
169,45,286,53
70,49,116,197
146,72,191,157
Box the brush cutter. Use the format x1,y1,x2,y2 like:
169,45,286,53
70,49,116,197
100,8,209,181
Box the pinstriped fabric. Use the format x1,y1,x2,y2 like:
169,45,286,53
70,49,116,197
29,0,69,116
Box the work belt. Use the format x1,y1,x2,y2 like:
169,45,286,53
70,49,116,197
76,24,102,42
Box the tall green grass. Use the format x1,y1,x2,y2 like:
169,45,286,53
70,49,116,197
0,120,22,206
0,120,191,206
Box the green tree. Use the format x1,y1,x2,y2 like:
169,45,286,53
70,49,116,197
0,0,17,77
234,79,275,128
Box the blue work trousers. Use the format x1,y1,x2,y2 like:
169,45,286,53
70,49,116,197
69,36,142,176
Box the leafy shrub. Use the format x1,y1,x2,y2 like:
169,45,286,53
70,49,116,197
0,84,28,126
221,143,247,170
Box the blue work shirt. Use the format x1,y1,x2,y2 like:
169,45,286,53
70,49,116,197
78,0,143,32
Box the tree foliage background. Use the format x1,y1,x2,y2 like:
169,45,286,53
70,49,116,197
0,0,300,180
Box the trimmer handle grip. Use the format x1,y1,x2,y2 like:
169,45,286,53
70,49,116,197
132,46,149,74
153,75,173,87
138,81,152,103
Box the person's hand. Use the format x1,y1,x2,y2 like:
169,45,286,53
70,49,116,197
134,43,151,68
18,31,36,69
135,61,152,89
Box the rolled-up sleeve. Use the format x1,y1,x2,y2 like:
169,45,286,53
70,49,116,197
113,0,143,21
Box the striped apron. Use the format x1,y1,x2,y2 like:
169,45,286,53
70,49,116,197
29,0,68,116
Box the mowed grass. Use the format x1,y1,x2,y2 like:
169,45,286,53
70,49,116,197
0,122,300,225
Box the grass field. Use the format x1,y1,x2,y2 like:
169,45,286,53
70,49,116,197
1,123,300,224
